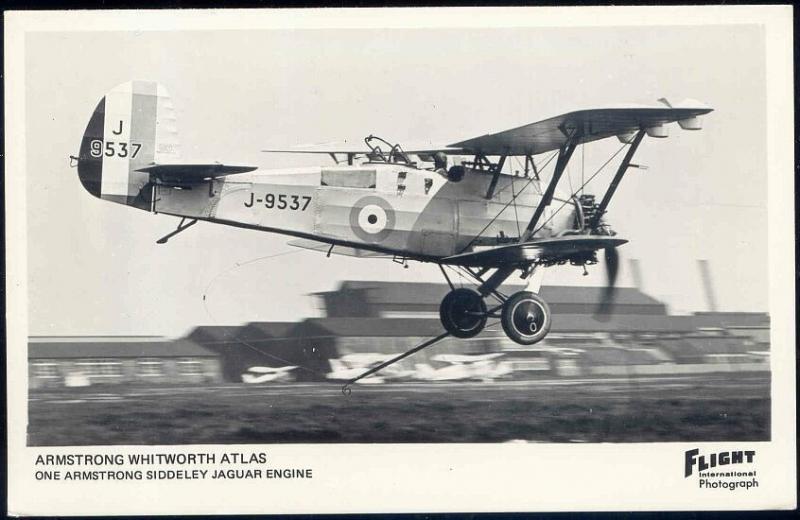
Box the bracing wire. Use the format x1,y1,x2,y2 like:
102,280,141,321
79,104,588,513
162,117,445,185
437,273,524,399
457,150,559,254
200,248,331,378
566,159,574,198
489,150,556,199
510,175,522,239
581,143,585,197
444,263,469,288
201,249,303,304
531,141,630,236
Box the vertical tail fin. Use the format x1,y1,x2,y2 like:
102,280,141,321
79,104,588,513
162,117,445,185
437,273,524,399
77,80,180,209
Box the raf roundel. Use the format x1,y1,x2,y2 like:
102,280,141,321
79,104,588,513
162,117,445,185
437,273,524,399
349,196,396,243
358,204,388,234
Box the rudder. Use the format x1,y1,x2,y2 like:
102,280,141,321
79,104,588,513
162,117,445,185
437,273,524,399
77,80,180,210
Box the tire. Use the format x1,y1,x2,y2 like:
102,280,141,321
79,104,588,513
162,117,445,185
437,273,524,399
439,288,487,338
501,291,552,345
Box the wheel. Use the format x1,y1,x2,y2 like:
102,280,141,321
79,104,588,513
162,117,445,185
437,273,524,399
439,288,487,338
501,291,552,345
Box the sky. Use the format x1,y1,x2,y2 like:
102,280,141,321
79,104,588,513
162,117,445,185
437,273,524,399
25,24,768,337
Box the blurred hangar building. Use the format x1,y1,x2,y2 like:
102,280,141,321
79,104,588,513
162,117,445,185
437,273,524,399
28,336,222,389
304,282,770,378
29,281,770,388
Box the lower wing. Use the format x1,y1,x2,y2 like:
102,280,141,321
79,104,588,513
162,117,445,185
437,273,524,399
442,236,627,267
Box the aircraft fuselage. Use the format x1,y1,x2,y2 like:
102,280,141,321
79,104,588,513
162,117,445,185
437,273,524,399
155,163,578,260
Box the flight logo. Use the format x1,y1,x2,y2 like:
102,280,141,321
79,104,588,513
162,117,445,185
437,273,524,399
684,448,759,491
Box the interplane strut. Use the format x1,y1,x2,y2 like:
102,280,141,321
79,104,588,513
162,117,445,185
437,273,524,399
521,140,578,242
587,129,646,230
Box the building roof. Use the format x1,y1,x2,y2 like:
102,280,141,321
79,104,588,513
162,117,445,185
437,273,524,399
540,286,664,307
29,338,218,359
317,281,665,308
299,318,449,338
655,338,706,363
242,322,299,340
726,327,770,344
690,312,770,329
550,314,695,333
187,323,300,351
681,335,754,355
29,335,166,343
189,312,696,343
580,348,665,366
187,326,246,342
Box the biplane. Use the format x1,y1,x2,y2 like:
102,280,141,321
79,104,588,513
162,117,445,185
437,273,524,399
73,81,711,387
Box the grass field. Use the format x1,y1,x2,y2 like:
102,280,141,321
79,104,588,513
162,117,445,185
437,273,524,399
28,373,770,445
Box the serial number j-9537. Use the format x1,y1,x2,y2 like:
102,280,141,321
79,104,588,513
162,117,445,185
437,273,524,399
244,193,312,211
89,139,142,159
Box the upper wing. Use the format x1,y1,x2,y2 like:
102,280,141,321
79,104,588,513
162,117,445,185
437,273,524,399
263,100,711,158
448,101,712,156
443,236,627,267
136,163,257,184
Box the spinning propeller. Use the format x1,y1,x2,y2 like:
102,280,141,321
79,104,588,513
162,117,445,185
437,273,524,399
595,245,620,320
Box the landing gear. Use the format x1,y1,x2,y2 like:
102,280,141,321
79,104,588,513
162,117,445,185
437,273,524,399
439,288,487,338
500,291,551,345
438,265,552,346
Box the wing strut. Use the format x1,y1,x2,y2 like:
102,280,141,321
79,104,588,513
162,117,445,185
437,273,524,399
587,129,645,230
484,155,507,199
525,155,539,180
520,140,578,242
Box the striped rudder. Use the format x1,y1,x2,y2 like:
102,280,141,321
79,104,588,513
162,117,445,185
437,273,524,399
77,81,180,210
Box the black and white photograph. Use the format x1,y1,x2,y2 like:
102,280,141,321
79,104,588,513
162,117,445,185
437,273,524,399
6,6,796,515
